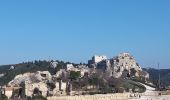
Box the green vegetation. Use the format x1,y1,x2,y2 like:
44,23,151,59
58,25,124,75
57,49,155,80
131,76,156,88
69,71,81,80
70,70,147,94
1,94,8,100
47,82,56,90
122,80,146,93
32,88,47,100
1,60,170,96
32,95,47,100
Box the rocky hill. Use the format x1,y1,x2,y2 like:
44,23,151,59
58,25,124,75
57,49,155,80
89,53,149,80
110,53,149,79
0,53,170,87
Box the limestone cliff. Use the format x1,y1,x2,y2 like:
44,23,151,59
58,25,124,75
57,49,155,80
110,53,143,78
91,53,149,79
8,71,52,86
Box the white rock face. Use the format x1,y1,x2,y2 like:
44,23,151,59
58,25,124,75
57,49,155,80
110,53,143,78
8,71,52,86
8,73,33,86
65,64,89,77
89,53,149,79
55,69,68,78
9,66,15,70
116,53,142,71
0,73,5,78
50,61,58,68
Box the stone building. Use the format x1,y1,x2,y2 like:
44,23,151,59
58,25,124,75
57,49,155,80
88,55,107,65
0,86,21,99
50,80,67,96
25,82,48,97
65,64,89,77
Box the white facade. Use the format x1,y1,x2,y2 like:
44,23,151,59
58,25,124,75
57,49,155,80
55,81,67,91
2,86,21,99
93,55,107,63
5,88,13,99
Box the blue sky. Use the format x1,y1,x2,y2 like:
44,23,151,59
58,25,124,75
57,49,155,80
0,0,170,68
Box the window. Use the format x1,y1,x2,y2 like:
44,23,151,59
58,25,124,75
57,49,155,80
41,74,47,77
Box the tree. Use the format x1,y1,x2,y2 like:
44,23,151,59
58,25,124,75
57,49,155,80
89,77,99,89
69,71,81,80
19,82,26,98
47,82,56,90
108,77,124,89
32,95,47,100
1,94,8,100
32,88,47,100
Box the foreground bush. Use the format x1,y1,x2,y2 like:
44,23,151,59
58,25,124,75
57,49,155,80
1,94,8,100
32,95,47,100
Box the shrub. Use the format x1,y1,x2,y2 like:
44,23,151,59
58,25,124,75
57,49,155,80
32,95,47,100
1,94,8,100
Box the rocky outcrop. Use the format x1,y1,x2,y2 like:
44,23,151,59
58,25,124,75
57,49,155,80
110,53,143,78
0,73,5,78
50,61,58,68
89,53,149,79
8,71,52,86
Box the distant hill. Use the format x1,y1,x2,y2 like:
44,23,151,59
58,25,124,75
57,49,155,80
143,68,170,87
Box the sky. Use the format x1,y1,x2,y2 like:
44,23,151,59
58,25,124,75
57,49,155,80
0,0,170,68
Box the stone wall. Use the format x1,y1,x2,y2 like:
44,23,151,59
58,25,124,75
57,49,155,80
47,93,134,100
5,90,12,99
25,82,48,97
